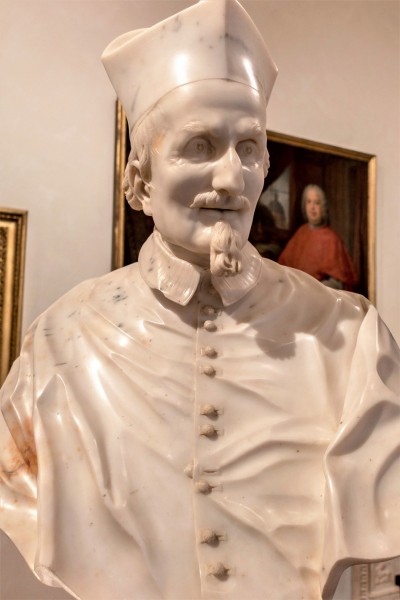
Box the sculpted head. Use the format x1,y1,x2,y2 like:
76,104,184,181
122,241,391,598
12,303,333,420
302,184,329,226
102,0,278,273
123,79,269,271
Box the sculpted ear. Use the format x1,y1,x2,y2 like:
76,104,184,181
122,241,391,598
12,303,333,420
124,159,153,215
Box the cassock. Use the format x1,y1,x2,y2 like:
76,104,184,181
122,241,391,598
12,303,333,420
1,231,399,600
278,223,357,289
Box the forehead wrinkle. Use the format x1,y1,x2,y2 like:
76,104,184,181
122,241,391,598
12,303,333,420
181,118,264,139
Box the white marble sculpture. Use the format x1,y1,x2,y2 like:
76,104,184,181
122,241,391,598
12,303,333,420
1,1,400,599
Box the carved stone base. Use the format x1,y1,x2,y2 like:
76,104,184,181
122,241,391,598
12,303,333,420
352,559,400,599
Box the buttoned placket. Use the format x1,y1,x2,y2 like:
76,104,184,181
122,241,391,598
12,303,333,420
183,273,234,595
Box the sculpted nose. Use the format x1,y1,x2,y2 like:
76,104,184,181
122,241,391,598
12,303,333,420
212,148,245,196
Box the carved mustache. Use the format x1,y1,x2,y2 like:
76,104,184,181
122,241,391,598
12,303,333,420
189,192,250,211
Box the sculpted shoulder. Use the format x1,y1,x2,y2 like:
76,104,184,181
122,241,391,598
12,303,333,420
31,263,143,324
24,263,150,352
244,258,370,345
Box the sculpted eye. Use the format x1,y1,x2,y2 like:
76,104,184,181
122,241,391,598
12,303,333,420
236,140,260,165
183,137,215,161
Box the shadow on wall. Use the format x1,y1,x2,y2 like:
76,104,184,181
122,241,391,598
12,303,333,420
0,532,73,600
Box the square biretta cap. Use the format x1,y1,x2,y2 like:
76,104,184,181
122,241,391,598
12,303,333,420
102,0,278,132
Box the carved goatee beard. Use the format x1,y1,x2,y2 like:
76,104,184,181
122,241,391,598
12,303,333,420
210,221,243,278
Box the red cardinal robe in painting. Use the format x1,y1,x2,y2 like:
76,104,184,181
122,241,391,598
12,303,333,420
278,224,357,289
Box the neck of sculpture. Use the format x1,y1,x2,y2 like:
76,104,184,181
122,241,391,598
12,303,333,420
163,238,211,269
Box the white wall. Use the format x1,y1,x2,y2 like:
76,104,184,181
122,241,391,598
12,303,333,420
0,1,399,598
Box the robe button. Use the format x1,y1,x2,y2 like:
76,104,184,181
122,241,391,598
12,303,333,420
195,480,213,494
207,562,229,578
200,529,219,544
202,305,217,316
202,364,216,376
183,462,194,478
199,424,217,437
207,285,219,297
202,345,218,358
200,404,218,417
203,320,217,332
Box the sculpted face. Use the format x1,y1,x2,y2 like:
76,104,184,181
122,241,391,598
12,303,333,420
305,188,323,226
141,80,268,263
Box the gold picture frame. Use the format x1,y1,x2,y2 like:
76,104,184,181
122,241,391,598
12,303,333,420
264,132,376,302
112,102,376,302
0,208,27,386
112,101,129,272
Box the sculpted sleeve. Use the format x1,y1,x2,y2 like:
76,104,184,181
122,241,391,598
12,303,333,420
0,323,38,570
321,306,400,598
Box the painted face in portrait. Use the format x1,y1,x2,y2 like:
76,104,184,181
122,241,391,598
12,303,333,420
305,188,323,226
139,79,268,264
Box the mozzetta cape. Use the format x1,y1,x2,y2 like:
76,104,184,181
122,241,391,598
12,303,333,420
0,233,399,600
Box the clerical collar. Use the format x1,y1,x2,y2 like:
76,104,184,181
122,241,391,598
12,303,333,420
139,230,262,307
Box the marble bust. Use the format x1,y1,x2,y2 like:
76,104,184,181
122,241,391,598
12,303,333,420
1,1,400,599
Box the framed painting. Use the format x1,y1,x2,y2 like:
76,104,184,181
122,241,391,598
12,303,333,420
0,208,27,386
112,101,376,301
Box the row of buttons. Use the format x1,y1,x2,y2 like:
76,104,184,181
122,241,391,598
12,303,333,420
200,302,230,579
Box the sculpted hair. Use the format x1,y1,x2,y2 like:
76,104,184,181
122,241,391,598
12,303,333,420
123,105,165,210
301,184,329,225
210,221,242,277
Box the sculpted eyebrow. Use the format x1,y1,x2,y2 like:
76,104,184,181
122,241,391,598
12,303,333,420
180,120,264,136
181,121,209,134
245,122,263,136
